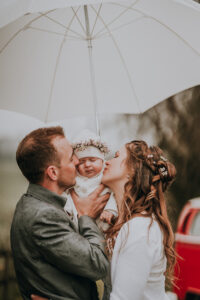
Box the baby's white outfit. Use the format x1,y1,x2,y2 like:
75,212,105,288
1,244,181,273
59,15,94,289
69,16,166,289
63,169,118,230
64,128,117,230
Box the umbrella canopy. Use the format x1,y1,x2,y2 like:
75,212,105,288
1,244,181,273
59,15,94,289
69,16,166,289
0,0,200,123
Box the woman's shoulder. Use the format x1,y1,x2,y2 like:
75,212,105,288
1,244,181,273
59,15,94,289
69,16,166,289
120,216,162,242
126,215,153,229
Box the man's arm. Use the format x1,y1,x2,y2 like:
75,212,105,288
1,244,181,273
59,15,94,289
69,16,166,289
32,208,109,281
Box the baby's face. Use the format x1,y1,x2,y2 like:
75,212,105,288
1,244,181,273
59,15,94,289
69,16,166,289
77,157,103,178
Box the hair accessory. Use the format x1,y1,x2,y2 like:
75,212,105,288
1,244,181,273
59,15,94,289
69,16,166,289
72,129,110,159
159,166,168,177
160,155,168,162
72,139,109,154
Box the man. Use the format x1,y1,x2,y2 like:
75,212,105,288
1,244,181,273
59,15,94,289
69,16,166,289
10,126,110,300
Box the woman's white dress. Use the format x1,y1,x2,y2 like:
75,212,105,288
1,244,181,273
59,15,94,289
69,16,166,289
110,216,170,300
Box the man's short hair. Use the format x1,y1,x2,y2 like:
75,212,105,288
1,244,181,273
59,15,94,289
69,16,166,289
16,126,65,184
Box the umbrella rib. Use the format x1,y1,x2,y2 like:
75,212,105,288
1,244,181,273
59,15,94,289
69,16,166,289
91,6,142,113
0,10,55,54
28,26,81,40
92,0,141,39
71,7,87,35
45,10,78,122
145,14,200,57
113,4,200,57
42,13,85,39
95,16,145,39
90,3,103,37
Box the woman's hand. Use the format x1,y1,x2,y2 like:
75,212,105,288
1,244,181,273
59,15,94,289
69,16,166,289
31,295,48,300
100,210,115,224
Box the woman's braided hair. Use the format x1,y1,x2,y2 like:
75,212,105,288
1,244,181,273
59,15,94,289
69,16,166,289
106,140,177,286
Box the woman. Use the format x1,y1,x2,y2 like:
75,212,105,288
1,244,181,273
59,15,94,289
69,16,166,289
103,140,176,300
31,140,176,300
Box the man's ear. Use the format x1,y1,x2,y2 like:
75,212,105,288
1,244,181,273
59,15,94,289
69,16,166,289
45,165,59,181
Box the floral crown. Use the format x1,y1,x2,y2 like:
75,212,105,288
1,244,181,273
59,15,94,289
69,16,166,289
72,138,110,154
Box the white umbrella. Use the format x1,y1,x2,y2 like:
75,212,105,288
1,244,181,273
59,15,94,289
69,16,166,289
0,0,200,132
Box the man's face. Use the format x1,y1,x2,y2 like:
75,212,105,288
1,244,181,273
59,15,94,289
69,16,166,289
53,137,79,189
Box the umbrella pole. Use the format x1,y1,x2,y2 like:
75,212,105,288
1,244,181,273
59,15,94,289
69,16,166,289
84,5,100,136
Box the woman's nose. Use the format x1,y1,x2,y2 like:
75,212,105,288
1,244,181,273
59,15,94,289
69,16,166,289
105,160,110,166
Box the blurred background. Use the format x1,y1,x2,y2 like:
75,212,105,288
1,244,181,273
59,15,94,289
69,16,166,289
0,84,200,299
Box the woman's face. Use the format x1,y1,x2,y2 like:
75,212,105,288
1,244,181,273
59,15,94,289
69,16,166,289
102,145,128,187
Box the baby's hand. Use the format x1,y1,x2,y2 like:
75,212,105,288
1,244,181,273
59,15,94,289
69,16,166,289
100,210,114,225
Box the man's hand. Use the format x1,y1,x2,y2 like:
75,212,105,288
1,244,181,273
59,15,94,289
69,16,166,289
71,184,110,219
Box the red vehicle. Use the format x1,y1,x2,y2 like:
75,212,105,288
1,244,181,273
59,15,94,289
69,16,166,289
172,197,200,300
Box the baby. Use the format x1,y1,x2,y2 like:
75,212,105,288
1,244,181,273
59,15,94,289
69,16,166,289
63,129,118,230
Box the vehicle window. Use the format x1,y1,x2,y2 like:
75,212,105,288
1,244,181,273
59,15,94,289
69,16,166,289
190,212,200,236
181,212,191,234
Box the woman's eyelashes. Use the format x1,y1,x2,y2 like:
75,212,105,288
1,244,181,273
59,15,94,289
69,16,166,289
114,152,119,158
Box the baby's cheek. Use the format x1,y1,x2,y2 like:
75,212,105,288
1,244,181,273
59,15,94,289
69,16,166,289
96,164,103,173
77,165,84,174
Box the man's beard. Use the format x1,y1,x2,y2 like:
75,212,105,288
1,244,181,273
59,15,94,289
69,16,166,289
58,177,76,191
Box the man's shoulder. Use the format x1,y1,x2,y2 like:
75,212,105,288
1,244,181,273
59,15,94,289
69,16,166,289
13,192,69,229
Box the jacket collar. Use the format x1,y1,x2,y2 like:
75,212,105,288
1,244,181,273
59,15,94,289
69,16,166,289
26,183,66,209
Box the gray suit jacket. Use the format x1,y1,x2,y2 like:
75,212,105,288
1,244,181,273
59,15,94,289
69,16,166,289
10,183,109,300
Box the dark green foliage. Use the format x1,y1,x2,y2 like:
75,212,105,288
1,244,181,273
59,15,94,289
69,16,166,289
138,86,200,224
